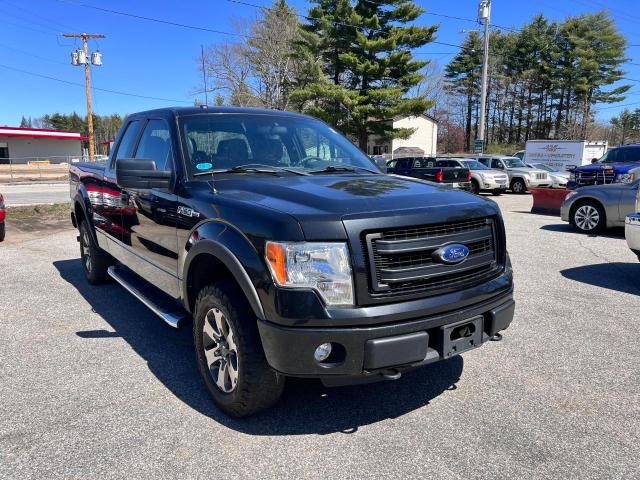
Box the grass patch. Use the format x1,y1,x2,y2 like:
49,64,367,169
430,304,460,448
7,203,70,221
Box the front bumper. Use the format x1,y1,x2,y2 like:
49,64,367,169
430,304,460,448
481,178,508,190
526,178,551,188
257,288,514,384
625,214,640,254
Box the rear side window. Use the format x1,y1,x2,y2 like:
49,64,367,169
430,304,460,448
619,147,640,162
135,119,172,171
113,120,142,165
491,158,503,169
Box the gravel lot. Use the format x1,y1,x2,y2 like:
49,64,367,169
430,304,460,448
1,194,639,479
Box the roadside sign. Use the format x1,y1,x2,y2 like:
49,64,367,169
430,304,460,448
474,139,484,153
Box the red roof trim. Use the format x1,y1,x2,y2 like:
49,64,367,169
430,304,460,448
0,132,87,141
0,125,84,134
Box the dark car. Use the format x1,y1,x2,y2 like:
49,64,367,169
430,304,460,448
0,192,5,241
69,107,514,417
386,156,472,190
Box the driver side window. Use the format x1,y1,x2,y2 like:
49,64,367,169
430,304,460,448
491,159,503,169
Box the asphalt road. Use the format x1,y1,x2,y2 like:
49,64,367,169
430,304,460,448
1,194,639,479
1,182,69,206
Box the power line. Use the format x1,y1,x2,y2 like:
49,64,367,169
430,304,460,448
0,42,67,64
0,63,192,103
55,0,249,39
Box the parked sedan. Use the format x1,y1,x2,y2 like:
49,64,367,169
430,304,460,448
560,179,639,233
527,163,570,188
0,193,5,242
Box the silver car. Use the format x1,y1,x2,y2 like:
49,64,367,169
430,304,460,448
437,158,508,195
625,185,640,260
561,180,639,233
527,163,570,188
473,155,551,193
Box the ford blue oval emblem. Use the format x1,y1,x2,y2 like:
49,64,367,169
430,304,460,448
432,244,470,265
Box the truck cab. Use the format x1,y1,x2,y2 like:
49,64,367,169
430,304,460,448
69,107,514,417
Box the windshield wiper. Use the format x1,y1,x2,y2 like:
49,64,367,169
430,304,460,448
194,164,309,177
308,165,380,175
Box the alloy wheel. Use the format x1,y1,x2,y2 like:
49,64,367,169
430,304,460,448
81,230,92,273
202,307,239,393
574,205,600,231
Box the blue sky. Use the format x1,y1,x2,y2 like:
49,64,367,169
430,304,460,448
0,0,639,127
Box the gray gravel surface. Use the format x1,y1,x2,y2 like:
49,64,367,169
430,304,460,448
1,194,639,479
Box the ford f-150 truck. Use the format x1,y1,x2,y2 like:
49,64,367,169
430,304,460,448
568,144,640,189
69,107,514,417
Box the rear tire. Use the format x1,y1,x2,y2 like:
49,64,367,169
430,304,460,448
470,179,480,195
79,220,113,284
193,280,285,417
571,201,605,233
511,178,527,194
0,222,4,242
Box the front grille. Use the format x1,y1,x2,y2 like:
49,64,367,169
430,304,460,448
575,170,615,185
535,173,548,180
364,217,501,297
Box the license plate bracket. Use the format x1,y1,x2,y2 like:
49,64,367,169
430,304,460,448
440,316,483,359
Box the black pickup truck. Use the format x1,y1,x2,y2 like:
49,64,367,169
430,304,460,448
386,156,472,190
69,107,514,417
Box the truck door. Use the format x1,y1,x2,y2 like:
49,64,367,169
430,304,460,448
120,118,180,297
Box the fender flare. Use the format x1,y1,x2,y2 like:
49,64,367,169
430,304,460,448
73,185,97,243
182,238,266,321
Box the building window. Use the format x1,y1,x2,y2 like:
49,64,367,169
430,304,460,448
372,145,388,156
0,142,9,163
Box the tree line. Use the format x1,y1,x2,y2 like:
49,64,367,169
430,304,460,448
20,113,123,154
444,12,629,151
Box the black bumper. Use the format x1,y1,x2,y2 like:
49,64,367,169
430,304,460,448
257,288,514,385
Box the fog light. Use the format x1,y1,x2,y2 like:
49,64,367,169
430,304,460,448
314,343,332,362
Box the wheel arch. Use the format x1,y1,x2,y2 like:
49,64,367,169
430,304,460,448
182,236,267,321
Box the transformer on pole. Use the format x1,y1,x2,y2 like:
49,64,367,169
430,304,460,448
64,33,106,162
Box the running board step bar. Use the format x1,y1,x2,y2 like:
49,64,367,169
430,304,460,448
107,265,188,328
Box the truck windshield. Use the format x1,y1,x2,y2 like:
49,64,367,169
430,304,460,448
595,147,640,164
178,114,379,179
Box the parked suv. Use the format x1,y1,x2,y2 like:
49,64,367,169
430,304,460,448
69,107,514,416
474,156,550,193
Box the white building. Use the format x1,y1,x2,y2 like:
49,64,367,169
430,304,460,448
367,114,438,157
0,126,86,164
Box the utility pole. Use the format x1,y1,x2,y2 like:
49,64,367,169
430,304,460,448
64,33,105,162
201,45,209,106
477,1,491,153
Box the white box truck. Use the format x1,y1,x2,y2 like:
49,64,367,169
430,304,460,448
523,140,608,171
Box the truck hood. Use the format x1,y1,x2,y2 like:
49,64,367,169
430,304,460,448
213,173,499,239
576,163,639,173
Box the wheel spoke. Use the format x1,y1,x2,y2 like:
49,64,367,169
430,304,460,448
216,362,229,391
227,357,238,386
226,329,237,353
214,309,227,337
203,317,219,342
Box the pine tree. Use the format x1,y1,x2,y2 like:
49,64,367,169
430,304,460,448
292,0,437,151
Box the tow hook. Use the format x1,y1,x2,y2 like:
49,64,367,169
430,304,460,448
490,333,503,342
76,235,81,243
380,369,402,381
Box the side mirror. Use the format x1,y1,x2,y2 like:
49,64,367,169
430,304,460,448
591,158,598,164
116,159,172,189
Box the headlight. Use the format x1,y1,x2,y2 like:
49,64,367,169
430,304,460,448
615,173,636,184
265,241,354,306
569,172,576,181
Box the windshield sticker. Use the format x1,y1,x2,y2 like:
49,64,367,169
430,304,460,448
196,162,213,171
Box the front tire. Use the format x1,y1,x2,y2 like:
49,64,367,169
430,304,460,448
511,178,527,194
492,189,502,196
571,201,605,233
79,220,113,284
193,280,284,417
470,179,480,195
0,222,4,242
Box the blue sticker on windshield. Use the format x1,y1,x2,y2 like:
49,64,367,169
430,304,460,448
196,162,213,171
